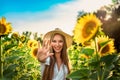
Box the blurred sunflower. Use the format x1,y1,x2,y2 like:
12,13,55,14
11,32,20,38
31,47,38,58
0,17,12,36
20,35,26,42
96,35,116,57
27,40,38,48
18,41,23,48
73,13,102,44
32,41,38,47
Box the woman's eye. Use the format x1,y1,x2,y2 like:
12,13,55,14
52,40,56,42
59,40,63,43
52,40,63,43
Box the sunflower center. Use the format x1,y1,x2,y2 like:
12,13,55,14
12,33,19,38
33,48,38,57
29,43,33,48
20,35,25,42
82,21,96,38
0,24,7,34
101,45,110,54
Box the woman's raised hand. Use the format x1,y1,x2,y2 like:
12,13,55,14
37,40,53,63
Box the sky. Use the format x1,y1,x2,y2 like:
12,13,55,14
0,0,112,35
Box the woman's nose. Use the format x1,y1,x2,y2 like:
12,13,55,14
56,42,59,46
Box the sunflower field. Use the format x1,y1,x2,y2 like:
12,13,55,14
0,17,43,80
0,1,120,80
67,2,120,80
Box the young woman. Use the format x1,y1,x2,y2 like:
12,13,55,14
37,28,72,80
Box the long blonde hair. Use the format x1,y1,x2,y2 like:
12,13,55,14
42,33,71,80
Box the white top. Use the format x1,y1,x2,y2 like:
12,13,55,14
40,57,68,80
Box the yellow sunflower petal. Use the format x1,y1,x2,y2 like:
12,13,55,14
1,17,6,24
7,23,12,33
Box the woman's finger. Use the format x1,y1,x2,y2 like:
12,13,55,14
38,41,41,49
43,40,50,49
42,40,47,48
46,40,50,49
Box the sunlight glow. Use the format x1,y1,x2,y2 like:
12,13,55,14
5,0,112,35
80,0,112,12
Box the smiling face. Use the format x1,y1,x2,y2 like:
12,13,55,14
51,34,64,53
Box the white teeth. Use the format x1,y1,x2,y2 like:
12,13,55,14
55,47,60,49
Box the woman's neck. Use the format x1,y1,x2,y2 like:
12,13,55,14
55,52,62,62
55,52,62,70
55,52,61,58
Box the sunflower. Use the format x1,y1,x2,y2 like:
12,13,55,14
31,47,38,58
18,41,23,48
11,32,20,38
27,40,38,48
73,13,102,44
20,35,26,42
32,41,38,48
0,17,12,36
96,35,116,57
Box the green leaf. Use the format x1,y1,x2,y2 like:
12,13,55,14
5,56,23,63
27,63,34,68
3,44,17,51
80,48,94,56
89,60,100,68
67,69,90,79
100,54,118,66
99,40,111,47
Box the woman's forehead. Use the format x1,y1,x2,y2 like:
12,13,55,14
53,34,62,38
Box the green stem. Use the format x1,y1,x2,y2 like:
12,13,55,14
94,38,101,80
0,36,3,79
101,66,106,80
